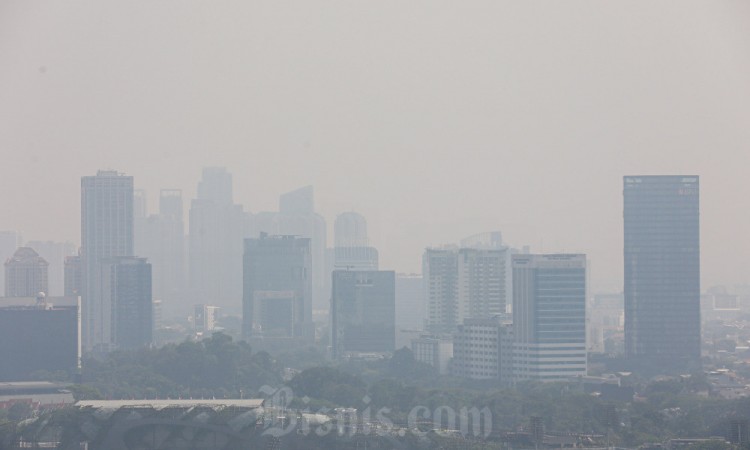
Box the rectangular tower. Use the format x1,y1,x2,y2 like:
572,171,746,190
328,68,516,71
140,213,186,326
101,257,152,350
242,234,312,338
624,176,700,369
81,170,134,352
331,270,395,360
512,254,587,382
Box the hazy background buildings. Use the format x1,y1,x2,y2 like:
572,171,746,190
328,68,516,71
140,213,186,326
2,2,749,294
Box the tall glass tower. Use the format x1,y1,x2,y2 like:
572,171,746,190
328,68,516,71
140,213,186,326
624,175,700,370
81,170,134,352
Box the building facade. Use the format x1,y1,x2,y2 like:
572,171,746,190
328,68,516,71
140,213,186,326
81,170,134,352
243,235,312,338
101,257,152,350
0,295,80,381
623,175,701,370
424,241,509,334
451,317,513,381
189,168,245,314
25,241,76,296
512,254,587,382
411,335,453,375
331,270,395,360
4,247,49,297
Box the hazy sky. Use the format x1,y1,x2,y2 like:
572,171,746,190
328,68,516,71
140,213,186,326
1,1,749,291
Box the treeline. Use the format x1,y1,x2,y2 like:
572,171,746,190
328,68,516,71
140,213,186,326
50,334,750,446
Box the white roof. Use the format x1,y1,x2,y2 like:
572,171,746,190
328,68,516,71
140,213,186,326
76,399,264,410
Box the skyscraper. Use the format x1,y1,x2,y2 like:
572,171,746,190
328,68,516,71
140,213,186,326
101,257,152,350
624,175,701,370
334,212,368,248
242,234,312,338
189,168,244,313
135,190,185,315
278,186,328,313
512,254,587,382
4,247,49,297
423,248,459,333
81,170,134,352
331,270,395,360
332,211,378,271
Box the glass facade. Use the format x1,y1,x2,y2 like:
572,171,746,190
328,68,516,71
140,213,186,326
623,175,700,367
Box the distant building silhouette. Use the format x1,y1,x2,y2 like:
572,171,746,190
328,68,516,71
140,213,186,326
278,187,328,313
4,247,49,297
0,231,21,295
334,212,368,248
331,212,378,271
25,241,76,296
512,254,587,382
194,304,220,333
135,189,186,316
81,170,134,352
64,254,82,297
189,168,244,313
242,234,312,338
101,257,152,350
331,270,395,360
624,176,701,370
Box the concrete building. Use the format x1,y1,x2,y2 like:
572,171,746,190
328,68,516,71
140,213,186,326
81,170,134,352
451,317,513,381
194,304,220,333
0,295,80,381
424,235,509,333
512,254,587,382
189,168,245,314
624,175,701,371
4,247,49,297
243,234,312,338
411,335,453,374
423,248,459,334
331,270,395,359
101,257,152,350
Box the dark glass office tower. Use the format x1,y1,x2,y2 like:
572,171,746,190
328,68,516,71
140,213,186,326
242,234,312,339
331,270,395,360
624,176,700,370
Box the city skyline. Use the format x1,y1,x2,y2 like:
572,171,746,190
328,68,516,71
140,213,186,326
2,2,749,292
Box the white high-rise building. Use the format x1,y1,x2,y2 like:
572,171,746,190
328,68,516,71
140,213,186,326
424,233,510,333
81,170,134,352
512,254,587,382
